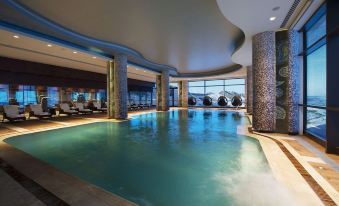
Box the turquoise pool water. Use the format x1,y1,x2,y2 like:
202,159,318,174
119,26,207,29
5,110,272,206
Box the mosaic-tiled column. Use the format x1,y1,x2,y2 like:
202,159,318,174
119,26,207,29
287,30,300,134
178,82,183,107
246,66,253,114
156,75,162,111
178,80,188,108
107,61,114,118
106,54,128,119
113,54,128,119
252,31,276,132
275,30,300,134
161,71,170,111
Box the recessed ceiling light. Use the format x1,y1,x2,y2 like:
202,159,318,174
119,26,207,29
92,56,96,59
73,51,77,54
47,44,52,47
270,17,276,21
13,35,19,38
272,6,280,11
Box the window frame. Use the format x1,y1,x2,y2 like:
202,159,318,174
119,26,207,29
302,3,327,143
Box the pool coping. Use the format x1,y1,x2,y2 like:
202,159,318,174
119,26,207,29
241,114,338,206
0,109,336,206
0,121,138,206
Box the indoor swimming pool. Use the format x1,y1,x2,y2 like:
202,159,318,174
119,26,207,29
5,110,285,206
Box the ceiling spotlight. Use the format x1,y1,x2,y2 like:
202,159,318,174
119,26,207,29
47,44,52,47
73,51,77,54
13,35,19,38
92,56,96,59
269,17,276,21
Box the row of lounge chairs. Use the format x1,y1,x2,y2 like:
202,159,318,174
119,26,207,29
1,101,154,122
128,103,151,111
0,102,107,122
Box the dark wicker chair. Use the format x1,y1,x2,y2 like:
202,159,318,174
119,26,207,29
231,96,243,107
188,96,197,106
203,96,212,106
217,96,228,106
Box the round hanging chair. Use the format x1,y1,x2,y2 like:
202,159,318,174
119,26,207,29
231,95,242,107
203,96,213,106
217,96,228,106
188,96,197,106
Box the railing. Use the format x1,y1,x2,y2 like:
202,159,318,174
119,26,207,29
298,104,339,112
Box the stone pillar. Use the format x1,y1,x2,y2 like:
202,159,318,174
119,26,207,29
275,30,300,134
287,30,300,134
107,61,114,118
246,66,253,114
106,54,128,119
178,80,188,108
252,31,276,132
161,71,169,111
182,80,188,108
156,75,162,111
156,71,169,111
178,82,183,107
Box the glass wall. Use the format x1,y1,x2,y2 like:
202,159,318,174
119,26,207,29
0,83,108,108
188,79,245,106
303,4,327,140
128,91,153,106
169,83,178,107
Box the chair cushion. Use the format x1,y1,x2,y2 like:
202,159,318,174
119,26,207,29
30,104,43,114
60,103,70,111
93,102,101,109
76,103,84,110
3,105,19,118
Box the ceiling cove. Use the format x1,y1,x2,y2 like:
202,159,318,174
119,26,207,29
0,0,245,77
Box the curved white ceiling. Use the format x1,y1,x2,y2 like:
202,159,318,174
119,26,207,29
217,0,296,66
0,0,244,75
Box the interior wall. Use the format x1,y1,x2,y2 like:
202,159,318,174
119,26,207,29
0,56,154,91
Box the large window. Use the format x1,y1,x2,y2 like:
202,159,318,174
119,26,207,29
188,79,245,106
15,85,37,106
47,87,59,107
303,4,327,140
0,84,9,105
169,83,178,107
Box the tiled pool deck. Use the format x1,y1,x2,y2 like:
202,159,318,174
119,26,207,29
0,108,338,206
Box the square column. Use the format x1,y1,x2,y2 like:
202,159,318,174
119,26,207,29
156,71,169,111
106,54,128,119
178,80,188,108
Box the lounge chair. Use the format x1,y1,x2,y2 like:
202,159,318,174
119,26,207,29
3,105,26,121
29,104,52,119
130,103,139,110
75,102,93,114
59,103,78,115
93,102,107,112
